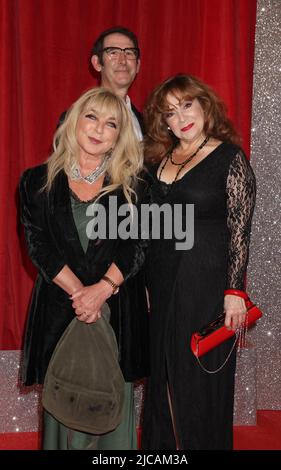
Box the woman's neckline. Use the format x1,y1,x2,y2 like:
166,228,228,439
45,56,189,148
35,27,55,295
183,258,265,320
68,173,109,203
69,187,98,204
157,142,225,185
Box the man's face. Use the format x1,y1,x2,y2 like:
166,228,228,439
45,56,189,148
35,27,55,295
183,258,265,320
92,33,140,95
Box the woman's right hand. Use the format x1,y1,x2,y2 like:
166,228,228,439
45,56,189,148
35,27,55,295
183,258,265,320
224,294,247,331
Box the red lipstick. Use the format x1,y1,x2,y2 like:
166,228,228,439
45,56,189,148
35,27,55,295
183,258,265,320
181,123,194,132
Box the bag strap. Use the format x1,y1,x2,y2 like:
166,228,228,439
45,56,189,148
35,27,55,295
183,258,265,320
195,298,255,374
195,329,243,374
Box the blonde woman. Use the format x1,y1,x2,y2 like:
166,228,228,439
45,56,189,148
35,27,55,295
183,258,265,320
20,88,149,450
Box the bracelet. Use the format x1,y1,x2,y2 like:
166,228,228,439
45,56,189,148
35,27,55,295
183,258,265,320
224,289,249,300
101,275,120,295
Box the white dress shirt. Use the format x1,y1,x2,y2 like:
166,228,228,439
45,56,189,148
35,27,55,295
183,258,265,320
125,95,143,141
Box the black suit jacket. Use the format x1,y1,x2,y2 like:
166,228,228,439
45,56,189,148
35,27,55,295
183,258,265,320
20,165,149,385
131,103,145,135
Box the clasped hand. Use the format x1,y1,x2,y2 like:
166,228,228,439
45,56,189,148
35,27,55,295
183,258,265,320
70,281,112,323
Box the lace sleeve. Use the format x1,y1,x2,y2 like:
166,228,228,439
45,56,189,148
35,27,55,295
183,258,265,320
226,150,256,290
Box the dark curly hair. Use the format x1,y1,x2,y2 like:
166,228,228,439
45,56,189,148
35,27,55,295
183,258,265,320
144,74,240,163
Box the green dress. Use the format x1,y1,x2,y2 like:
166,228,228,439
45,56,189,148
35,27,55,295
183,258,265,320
42,192,137,450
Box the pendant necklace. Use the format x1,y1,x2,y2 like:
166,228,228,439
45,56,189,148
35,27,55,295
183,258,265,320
159,135,210,183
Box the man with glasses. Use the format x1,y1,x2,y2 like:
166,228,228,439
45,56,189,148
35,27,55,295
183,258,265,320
90,26,143,139
59,27,143,139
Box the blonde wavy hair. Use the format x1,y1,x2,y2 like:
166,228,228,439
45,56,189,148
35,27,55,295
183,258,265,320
44,87,143,204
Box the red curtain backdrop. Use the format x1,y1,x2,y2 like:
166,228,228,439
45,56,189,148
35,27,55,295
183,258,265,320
0,0,257,349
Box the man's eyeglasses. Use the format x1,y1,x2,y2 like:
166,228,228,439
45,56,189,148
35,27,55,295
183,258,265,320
102,47,139,60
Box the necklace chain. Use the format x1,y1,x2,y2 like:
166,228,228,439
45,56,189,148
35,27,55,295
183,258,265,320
159,136,210,184
170,135,210,166
71,155,110,185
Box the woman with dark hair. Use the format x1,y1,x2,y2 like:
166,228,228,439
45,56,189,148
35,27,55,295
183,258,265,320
142,74,256,450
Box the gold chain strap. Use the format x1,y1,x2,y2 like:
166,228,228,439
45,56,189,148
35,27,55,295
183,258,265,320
195,327,246,374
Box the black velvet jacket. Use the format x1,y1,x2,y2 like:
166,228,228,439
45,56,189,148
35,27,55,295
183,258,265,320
19,164,150,385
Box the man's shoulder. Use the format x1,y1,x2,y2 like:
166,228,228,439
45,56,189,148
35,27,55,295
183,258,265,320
131,103,144,134
131,102,142,119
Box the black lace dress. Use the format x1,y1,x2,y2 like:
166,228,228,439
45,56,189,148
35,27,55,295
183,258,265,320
142,143,256,450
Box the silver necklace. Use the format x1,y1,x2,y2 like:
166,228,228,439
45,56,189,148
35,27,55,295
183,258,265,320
71,155,110,185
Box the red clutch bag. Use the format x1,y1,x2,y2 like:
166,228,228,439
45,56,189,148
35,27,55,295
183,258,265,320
191,298,262,358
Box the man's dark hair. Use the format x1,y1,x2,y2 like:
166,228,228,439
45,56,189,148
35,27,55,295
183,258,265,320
91,26,140,65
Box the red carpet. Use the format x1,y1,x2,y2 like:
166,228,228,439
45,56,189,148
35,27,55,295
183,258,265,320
234,410,281,450
0,411,280,450
0,432,41,450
